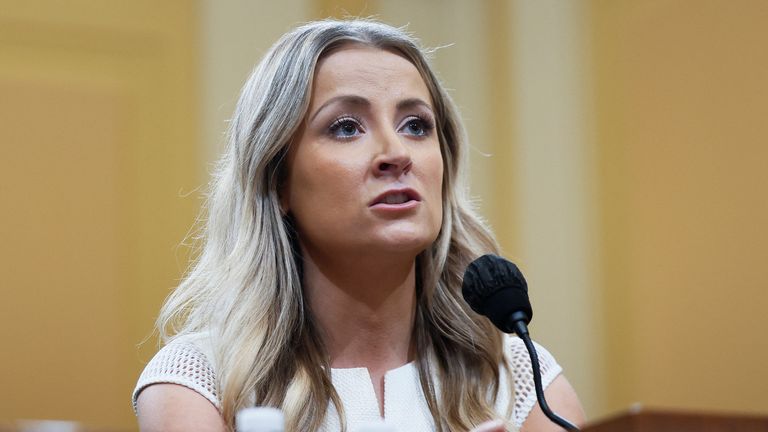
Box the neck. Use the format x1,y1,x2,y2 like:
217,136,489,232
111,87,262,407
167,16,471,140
302,246,418,371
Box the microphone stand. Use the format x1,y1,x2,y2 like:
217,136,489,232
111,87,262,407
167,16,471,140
509,312,580,431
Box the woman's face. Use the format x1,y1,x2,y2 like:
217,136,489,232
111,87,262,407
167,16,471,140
282,44,444,261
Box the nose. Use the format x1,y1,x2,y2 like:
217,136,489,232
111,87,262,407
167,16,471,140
373,129,412,177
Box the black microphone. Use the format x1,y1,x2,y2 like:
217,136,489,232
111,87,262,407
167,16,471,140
462,254,579,431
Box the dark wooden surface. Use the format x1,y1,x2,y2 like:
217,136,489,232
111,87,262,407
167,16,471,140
583,408,768,432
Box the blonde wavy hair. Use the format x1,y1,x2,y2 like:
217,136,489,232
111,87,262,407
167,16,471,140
158,19,513,431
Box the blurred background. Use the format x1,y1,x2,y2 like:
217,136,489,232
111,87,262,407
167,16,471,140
1,0,767,430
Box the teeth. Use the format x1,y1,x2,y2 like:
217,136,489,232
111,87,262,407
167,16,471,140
383,193,409,204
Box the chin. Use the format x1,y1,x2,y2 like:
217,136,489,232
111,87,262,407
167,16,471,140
375,230,438,255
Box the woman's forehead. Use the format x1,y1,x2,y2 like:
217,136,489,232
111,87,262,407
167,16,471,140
310,45,433,109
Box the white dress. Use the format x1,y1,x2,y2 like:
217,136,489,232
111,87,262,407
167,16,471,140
133,333,562,431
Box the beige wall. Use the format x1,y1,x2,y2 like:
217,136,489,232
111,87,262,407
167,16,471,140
0,0,200,429
592,0,768,415
199,0,312,165
506,1,605,418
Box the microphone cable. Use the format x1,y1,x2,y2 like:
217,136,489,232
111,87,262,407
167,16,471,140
511,313,579,430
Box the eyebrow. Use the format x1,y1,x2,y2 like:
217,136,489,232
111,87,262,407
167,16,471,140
396,97,434,114
309,95,434,122
310,95,370,122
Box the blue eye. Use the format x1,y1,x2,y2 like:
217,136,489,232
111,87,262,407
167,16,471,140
400,116,434,137
329,117,363,138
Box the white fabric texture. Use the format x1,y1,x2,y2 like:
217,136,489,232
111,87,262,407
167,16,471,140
133,334,562,431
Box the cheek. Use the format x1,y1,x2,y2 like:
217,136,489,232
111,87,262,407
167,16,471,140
288,151,363,218
425,151,445,223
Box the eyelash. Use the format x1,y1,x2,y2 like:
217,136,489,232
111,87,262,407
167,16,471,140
326,115,436,139
401,115,435,137
328,115,364,139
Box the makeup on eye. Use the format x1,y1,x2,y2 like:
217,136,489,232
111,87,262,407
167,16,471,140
326,113,435,140
398,115,435,137
328,115,365,139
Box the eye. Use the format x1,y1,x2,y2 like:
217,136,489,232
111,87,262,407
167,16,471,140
329,116,364,139
399,116,434,137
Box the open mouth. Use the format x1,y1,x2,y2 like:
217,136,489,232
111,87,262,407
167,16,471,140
370,188,422,207
380,192,411,205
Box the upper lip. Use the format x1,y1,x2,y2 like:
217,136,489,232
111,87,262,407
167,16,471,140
369,187,422,206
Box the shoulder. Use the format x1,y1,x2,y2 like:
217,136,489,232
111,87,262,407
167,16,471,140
500,336,564,429
501,336,586,431
504,335,562,381
133,332,220,413
136,383,226,432
520,375,585,432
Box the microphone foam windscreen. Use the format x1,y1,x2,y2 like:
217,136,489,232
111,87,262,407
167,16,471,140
461,254,532,333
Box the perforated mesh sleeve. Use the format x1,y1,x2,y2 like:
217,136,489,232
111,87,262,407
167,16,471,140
131,334,564,430
132,340,220,413
507,336,563,429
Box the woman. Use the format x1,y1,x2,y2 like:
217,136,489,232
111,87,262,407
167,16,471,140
134,19,584,432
